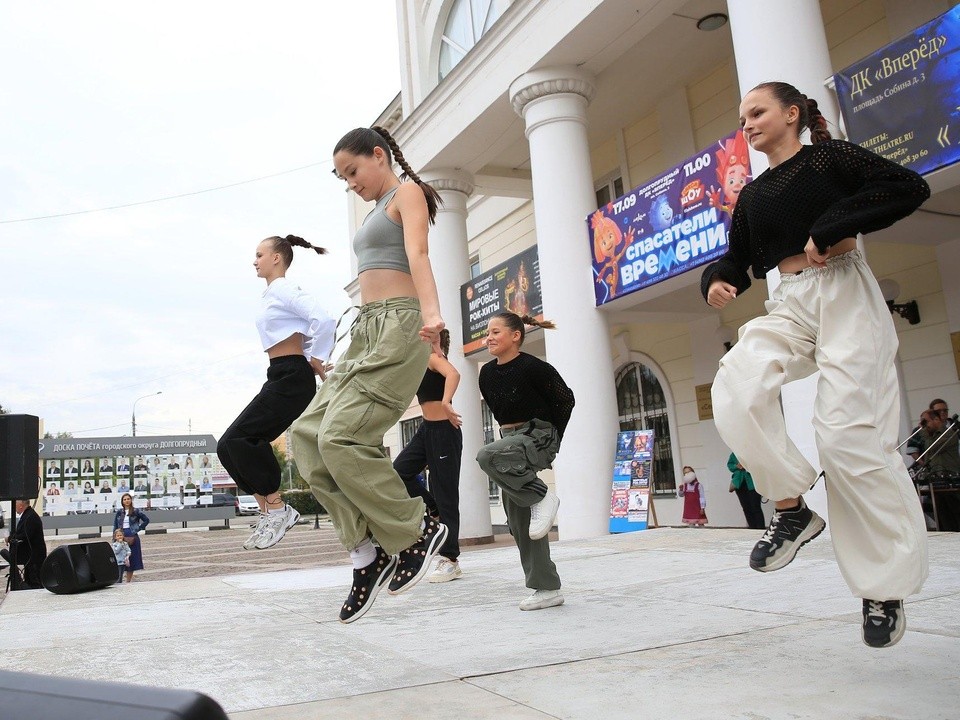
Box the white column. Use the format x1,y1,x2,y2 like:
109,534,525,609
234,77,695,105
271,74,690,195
510,66,620,540
727,0,837,517
422,170,494,544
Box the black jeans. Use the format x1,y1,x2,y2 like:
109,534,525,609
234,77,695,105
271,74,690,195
735,484,766,529
393,419,463,560
218,355,317,496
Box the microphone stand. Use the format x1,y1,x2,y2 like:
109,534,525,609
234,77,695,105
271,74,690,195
897,422,927,452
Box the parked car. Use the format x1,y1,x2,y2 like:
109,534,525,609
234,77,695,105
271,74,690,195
211,493,239,514
193,493,240,514
237,495,259,516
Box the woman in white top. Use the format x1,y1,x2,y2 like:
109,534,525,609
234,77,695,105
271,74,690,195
217,234,336,551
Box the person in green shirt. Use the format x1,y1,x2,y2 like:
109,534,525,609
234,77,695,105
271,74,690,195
728,453,765,529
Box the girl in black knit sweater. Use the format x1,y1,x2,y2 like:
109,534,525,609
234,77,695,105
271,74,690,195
476,311,575,611
702,81,929,649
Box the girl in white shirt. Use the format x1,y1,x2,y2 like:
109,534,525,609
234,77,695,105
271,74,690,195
218,235,336,551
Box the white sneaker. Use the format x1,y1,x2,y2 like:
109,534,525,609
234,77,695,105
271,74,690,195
528,490,560,540
519,589,564,611
243,513,268,550
254,505,301,549
428,558,462,583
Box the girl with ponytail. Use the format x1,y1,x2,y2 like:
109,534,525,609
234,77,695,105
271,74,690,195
476,311,575,612
701,81,930,648
217,235,335,551
291,126,448,623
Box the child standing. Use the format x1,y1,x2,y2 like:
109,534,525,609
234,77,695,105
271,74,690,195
292,126,448,624
476,311,575,611
677,466,707,526
217,234,335,551
111,528,131,583
702,81,929,648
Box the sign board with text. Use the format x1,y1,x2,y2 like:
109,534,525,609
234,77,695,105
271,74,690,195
834,6,960,175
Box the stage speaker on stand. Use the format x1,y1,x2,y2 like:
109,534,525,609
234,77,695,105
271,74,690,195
40,542,119,594
0,414,40,500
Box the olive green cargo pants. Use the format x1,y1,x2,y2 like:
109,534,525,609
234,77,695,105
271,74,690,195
291,298,430,555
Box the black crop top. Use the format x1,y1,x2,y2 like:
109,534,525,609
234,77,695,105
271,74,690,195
700,140,930,300
416,368,446,404
478,352,576,440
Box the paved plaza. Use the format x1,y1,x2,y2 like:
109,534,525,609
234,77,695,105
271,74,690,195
0,526,957,719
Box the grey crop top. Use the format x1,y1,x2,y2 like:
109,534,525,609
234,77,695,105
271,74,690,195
353,186,411,274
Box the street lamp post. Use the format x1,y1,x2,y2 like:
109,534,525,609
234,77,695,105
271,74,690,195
132,391,162,436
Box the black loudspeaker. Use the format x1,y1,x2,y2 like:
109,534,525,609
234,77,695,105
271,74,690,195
0,669,229,720
40,542,119,594
0,414,40,500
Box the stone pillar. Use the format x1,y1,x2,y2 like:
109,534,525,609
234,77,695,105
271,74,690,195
727,0,837,517
422,169,494,544
509,66,620,540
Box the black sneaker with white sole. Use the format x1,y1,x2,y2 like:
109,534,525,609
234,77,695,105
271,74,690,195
749,497,825,572
862,599,906,648
339,547,397,624
388,514,448,595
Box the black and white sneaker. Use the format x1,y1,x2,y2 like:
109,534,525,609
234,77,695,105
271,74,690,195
862,599,906,648
388,514,449,595
749,497,825,572
339,547,397,624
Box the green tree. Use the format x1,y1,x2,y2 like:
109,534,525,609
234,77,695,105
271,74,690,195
42,431,73,439
0,404,7,414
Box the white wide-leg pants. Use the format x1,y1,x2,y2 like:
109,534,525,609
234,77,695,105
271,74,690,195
712,251,928,600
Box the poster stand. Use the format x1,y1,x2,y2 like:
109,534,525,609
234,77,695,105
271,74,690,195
609,430,655,533
648,493,659,529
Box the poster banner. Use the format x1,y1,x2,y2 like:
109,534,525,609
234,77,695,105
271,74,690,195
460,245,542,355
39,434,226,516
587,130,751,305
609,430,654,533
834,5,960,175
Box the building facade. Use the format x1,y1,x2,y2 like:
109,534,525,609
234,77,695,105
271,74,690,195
345,0,960,541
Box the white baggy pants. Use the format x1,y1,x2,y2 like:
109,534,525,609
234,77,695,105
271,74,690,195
712,251,928,601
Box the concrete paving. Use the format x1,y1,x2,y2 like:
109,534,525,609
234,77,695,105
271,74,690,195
0,527,956,719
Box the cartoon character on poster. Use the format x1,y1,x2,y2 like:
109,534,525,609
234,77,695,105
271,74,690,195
707,130,750,217
591,209,635,300
505,260,531,316
649,195,675,230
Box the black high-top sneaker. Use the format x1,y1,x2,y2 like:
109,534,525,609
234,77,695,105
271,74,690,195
749,497,825,572
862,599,906,648
388,514,449,595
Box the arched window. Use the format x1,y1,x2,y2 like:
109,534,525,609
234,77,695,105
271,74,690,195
439,0,510,80
616,362,676,494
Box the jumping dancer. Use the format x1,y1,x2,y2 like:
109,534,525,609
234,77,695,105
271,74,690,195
217,235,335,550
292,126,448,624
476,311,575,611
702,81,930,648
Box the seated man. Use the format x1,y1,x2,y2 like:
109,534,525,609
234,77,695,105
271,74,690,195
916,409,960,531
1,499,48,589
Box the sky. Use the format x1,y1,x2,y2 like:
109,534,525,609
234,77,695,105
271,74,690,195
0,2,401,438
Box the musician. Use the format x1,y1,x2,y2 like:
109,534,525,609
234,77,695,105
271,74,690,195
1,500,48,589
914,408,960,531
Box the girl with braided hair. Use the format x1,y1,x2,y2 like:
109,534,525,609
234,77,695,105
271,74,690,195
217,235,335,551
476,311,575,611
292,126,448,623
702,81,930,648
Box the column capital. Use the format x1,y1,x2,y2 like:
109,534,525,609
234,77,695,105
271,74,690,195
509,66,596,117
419,168,475,197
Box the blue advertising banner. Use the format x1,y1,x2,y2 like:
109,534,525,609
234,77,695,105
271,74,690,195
460,245,542,355
587,130,752,306
834,5,960,175
610,430,655,533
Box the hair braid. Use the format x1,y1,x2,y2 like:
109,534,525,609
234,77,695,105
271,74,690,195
493,311,557,347
265,234,327,268
803,97,832,144
284,234,327,255
371,125,443,224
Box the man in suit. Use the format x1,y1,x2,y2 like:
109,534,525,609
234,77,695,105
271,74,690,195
1,500,47,589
